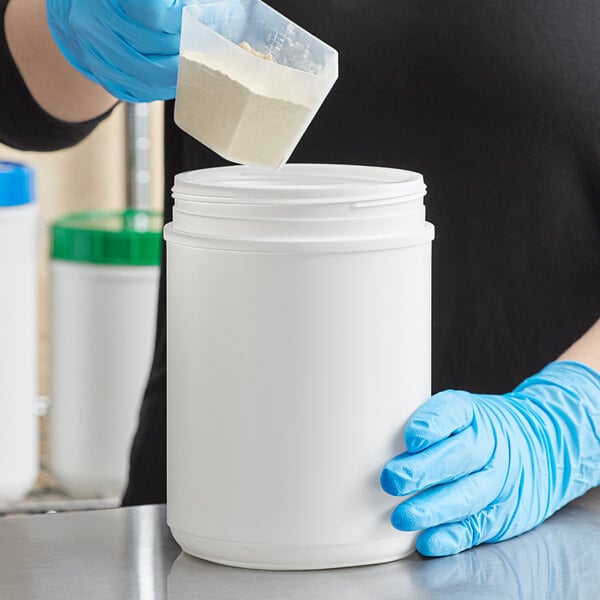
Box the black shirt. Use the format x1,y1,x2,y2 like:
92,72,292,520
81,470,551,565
2,0,599,506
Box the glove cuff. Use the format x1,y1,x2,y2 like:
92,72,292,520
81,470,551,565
516,360,600,397
46,0,99,84
513,360,600,511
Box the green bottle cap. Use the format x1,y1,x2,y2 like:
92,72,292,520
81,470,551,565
51,210,163,266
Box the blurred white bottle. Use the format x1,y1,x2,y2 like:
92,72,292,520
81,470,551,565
0,161,39,504
49,210,161,498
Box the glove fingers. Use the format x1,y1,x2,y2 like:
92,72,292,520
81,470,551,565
69,7,181,59
85,50,179,101
390,466,501,531
107,15,181,56
118,0,186,34
80,32,179,98
381,425,494,496
415,506,506,557
404,390,474,453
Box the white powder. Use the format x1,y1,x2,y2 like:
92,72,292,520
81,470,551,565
238,40,273,62
175,49,314,169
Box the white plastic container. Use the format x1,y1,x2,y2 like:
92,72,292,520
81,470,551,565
49,211,161,498
0,162,39,504
166,164,435,570
175,0,338,169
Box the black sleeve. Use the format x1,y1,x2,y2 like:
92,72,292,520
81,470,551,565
0,0,114,152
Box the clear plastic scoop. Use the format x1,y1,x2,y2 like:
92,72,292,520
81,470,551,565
175,0,338,169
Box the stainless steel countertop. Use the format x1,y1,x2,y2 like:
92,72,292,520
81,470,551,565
1,488,600,600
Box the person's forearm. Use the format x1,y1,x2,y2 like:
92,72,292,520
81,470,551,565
559,318,600,373
5,0,117,122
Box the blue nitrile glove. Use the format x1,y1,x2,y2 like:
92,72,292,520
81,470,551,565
46,0,186,102
380,361,600,557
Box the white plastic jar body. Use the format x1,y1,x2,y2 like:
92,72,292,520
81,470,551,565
49,261,159,498
166,165,434,569
0,203,39,503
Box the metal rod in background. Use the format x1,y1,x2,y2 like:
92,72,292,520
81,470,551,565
125,103,152,211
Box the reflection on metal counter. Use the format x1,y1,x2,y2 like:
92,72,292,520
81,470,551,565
0,489,599,599
168,552,424,598
412,504,600,600
167,491,600,600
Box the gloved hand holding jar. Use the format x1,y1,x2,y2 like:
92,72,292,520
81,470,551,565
382,321,600,556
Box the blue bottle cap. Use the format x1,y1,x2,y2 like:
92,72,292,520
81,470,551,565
0,161,35,207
